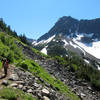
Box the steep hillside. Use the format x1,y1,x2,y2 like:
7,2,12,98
18,34,100,100
0,32,80,99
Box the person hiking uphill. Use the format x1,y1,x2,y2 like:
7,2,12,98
2,58,8,76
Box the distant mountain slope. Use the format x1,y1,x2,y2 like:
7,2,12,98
38,16,100,42
33,16,100,62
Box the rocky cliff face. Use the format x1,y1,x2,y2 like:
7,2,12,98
38,16,100,42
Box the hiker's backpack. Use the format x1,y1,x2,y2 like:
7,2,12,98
4,60,8,68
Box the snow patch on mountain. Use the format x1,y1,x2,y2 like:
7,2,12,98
32,40,37,45
44,35,55,43
75,33,94,41
84,59,90,64
33,40,44,46
73,38,100,59
69,41,86,55
62,39,69,45
97,65,100,70
76,34,84,40
41,46,47,55
69,41,77,48
34,35,55,46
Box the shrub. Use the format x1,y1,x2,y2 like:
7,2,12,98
71,64,78,72
0,33,5,43
0,88,37,100
47,45,67,56
20,63,28,70
0,88,17,100
55,56,68,66
7,51,14,63
0,32,24,63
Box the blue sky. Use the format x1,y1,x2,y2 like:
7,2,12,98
0,0,100,39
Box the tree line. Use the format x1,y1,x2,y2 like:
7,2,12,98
0,18,29,45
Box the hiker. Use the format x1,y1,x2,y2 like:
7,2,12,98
2,58,8,76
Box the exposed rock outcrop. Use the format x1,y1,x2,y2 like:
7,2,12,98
2,66,67,100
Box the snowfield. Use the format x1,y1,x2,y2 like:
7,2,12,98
34,35,55,46
41,47,47,55
73,38,100,59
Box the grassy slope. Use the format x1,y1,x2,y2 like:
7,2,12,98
0,32,80,100
17,59,80,100
0,87,37,100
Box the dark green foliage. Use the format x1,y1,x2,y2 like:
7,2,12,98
0,18,6,31
7,51,14,63
19,34,29,45
77,64,100,89
58,52,100,89
71,64,78,72
55,56,68,66
0,88,17,100
34,44,46,51
0,18,18,37
18,62,28,70
0,33,24,63
47,45,67,56
0,33,5,43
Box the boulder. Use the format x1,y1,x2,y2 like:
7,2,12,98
9,74,19,81
34,83,40,88
42,88,50,96
2,80,8,86
88,86,92,90
35,77,38,81
10,83,18,87
16,81,25,84
80,93,86,98
22,86,27,92
43,96,50,100
27,89,33,93
18,84,23,89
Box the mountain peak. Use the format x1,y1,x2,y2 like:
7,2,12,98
58,16,77,21
38,16,100,42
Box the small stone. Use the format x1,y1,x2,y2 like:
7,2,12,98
22,86,27,92
80,93,86,98
43,96,50,100
10,83,18,87
42,88,50,96
16,81,25,84
9,74,19,81
37,92,42,99
2,80,8,86
39,78,44,83
27,89,33,93
18,84,23,89
35,77,38,81
88,86,92,90
34,83,40,88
